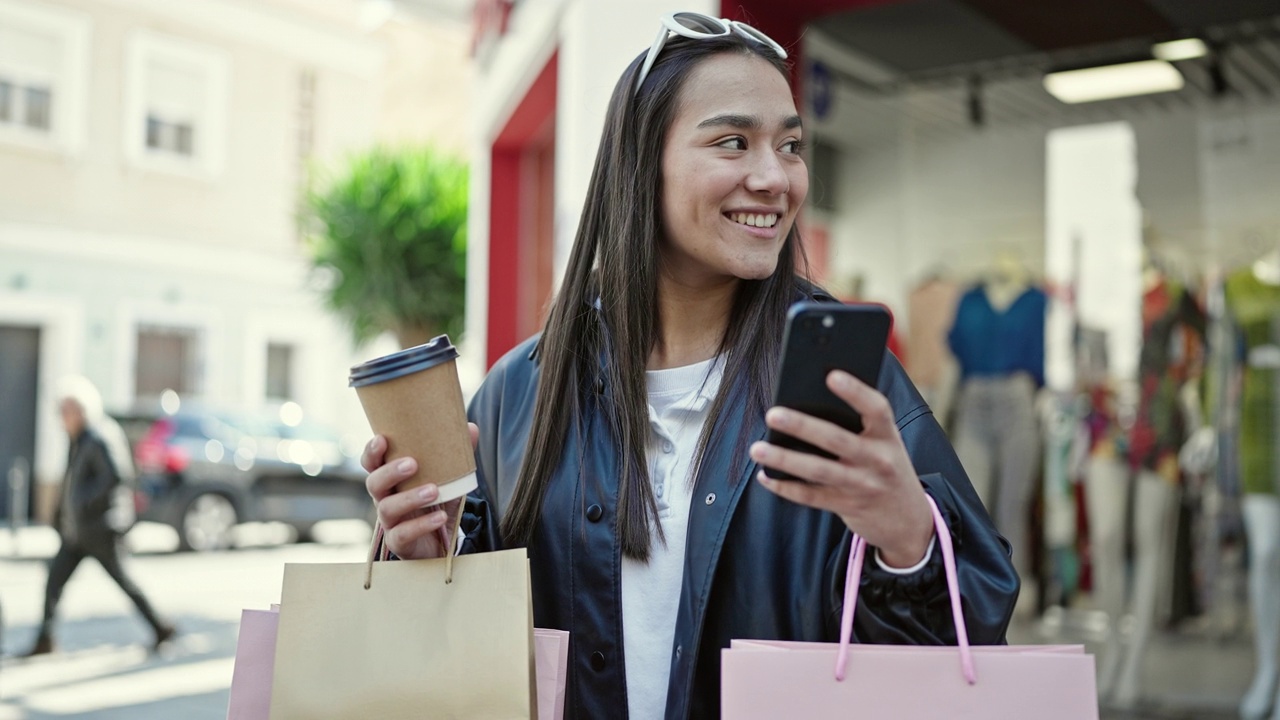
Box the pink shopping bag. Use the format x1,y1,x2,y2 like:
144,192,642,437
226,608,280,720
722,495,1099,719
534,628,570,720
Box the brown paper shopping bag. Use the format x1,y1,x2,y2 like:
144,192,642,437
269,534,536,720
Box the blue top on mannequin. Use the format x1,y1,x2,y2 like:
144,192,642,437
947,285,1047,388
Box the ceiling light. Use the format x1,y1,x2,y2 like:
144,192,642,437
1153,38,1208,62
1044,60,1184,104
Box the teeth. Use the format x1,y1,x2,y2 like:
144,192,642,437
730,213,778,228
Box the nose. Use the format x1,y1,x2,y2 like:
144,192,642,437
743,148,789,195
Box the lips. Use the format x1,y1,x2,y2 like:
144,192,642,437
727,212,780,228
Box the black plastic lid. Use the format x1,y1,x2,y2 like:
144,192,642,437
348,335,458,388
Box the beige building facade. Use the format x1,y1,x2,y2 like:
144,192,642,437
0,0,471,520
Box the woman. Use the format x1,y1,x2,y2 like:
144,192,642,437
365,13,1017,719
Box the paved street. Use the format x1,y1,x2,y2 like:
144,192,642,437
0,522,1263,719
0,522,369,719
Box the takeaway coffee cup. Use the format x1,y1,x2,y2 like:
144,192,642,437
349,335,477,504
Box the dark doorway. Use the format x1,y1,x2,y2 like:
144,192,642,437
0,325,41,520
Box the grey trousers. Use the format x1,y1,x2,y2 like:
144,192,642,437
951,374,1039,575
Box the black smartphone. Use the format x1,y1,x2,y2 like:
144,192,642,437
762,302,892,481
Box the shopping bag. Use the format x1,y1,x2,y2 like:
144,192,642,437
268,528,537,720
534,628,570,720
226,608,280,720
722,495,1099,719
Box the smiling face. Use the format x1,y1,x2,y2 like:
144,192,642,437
658,52,809,287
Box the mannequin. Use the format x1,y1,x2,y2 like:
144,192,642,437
1090,268,1204,708
906,272,962,427
948,252,1047,586
1231,247,1280,720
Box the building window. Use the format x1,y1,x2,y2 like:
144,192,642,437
124,31,229,177
265,343,294,401
135,326,202,399
0,77,52,131
146,115,194,156
0,0,90,153
24,84,51,129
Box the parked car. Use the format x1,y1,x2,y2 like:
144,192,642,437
116,401,371,552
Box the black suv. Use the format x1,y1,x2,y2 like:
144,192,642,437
119,404,371,551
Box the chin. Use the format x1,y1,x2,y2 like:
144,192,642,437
731,258,781,281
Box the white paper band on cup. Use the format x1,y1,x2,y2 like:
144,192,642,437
435,471,479,504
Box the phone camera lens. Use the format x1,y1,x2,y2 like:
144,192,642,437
822,315,834,328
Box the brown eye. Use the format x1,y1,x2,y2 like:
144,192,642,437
718,137,747,151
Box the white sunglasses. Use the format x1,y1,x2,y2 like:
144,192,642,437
634,12,788,94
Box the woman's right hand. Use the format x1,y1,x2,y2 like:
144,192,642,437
363,423,479,560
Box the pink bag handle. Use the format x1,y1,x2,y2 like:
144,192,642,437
835,494,976,685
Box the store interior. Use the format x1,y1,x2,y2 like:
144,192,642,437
778,0,1280,716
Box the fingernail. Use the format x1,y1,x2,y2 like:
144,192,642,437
749,442,771,461
830,370,853,389
430,510,448,524
417,485,438,502
756,470,772,486
397,458,414,473
766,408,792,428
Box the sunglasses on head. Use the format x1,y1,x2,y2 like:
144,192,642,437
634,11,788,94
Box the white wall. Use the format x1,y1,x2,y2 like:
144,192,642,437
811,80,1047,318
806,32,1280,337
1201,106,1280,267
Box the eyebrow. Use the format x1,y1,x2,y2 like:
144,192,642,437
697,113,803,131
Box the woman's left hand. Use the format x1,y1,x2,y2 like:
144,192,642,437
749,370,934,568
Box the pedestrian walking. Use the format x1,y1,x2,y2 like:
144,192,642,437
23,376,175,656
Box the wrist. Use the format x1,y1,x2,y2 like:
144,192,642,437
876,494,935,568
878,528,935,569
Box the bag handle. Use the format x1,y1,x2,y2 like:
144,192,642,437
835,493,976,685
364,500,466,589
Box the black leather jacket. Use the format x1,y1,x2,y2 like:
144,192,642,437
55,429,120,543
459,300,1019,719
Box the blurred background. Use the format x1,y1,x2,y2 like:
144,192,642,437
2,0,1280,718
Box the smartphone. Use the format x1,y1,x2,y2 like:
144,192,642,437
762,302,892,481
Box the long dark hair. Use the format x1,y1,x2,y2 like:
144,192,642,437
500,33,809,561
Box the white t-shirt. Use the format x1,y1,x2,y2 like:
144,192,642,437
621,356,722,720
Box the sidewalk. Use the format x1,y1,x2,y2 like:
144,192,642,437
1,524,1261,718
1010,607,1256,719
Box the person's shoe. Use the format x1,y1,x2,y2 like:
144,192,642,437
21,633,54,658
151,623,177,652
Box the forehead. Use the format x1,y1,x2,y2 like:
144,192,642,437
673,53,797,126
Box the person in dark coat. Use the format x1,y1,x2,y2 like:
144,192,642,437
24,377,175,656
364,12,1018,718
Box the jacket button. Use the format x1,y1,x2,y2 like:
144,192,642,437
675,645,683,660
586,504,603,522
590,651,606,672
705,493,716,506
